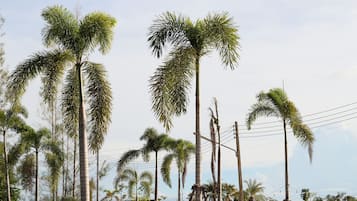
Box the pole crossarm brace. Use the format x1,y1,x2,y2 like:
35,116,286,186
193,132,236,153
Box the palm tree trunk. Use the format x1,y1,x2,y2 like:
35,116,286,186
77,63,90,201
194,56,201,201
35,149,39,201
96,150,99,201
283,119,289,201
136,182,138,201
155,151,158,201
3,130,11,201
73,136,77,197
217,125,221,201
178,169,181,201
62,129,66,197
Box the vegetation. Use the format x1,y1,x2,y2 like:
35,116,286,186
116,168,153,201
7,5,115,201
117,128,173,201
1,4,356,201
246,88,314,201
148,11,240,201
161,139,195,201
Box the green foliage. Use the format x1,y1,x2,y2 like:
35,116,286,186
116,168,153,200
161,139,194,188
246,88,314,161
148,11,240,130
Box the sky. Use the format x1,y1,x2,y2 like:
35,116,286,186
1,0,357,200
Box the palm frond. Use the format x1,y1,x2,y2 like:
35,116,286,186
203,12,240,69
140,171,153,185
40,51,69,105
161,153,174,187
83,62,112,152
148,11,190,58
79,12,116,54
290,122,314,162
7,50,72,101
246,102,278,129
117,149,141,172
149,46,195,130
140,181,152,197
62,67,79,138
140,127,158,141
17,153,35,191
41,5,79,51
8,142,27,167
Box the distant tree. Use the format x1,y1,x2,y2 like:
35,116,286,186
246,88,314,201
116,168,153,201
244,179,265,201
19,127,64,201
117,128,173,201
301,189,312,201
161,139,195,201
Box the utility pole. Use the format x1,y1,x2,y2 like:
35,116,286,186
234,121,244,201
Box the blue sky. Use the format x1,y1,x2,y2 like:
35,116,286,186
1,0,357,200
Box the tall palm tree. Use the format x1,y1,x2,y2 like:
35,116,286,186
161,139,195,201
148,12,240,200
246,88,314,201
117,128,173,201
7,5,115,201
244,179,265,201
116,168,153,201
0,104,28,201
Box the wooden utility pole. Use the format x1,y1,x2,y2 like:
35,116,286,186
234,121,244,201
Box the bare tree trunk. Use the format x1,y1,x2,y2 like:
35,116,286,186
96,151,99,201
35,149,39,201
194,56,201,201
77,63,90,201
155,151,158,201
178,169,181,201
3,130,11,201
62,129,66,197
283,119,289,201
73,136,77,197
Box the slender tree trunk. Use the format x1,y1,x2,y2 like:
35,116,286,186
35,149,39,201
73,136,77,197
65,134,69,196
96,151,99,201
3,130,11,201
217,126,221,201
178,169,181,201
136,182,138,201
77,63,90,201
283,119,289,201
155,151,158,201
194,56,201,201
62,129,66,197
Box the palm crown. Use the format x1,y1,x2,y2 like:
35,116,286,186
148,12,240,130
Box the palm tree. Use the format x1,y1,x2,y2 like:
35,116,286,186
7,5,115,201
244,179,265,201
161,139,195,201
116,168,153,201
0,104,28,201
21,127,51,201
117,128,173,201
148,12,240,200
246,88,314,201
